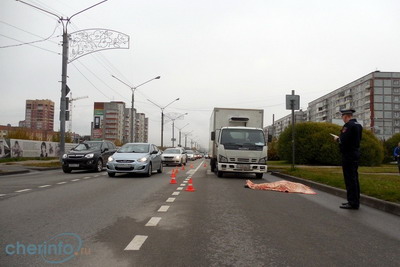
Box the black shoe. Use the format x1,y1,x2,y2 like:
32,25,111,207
340,203,359,210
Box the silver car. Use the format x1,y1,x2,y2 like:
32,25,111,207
161,147,187,166
106,143,162,177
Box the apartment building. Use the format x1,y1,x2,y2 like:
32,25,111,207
265,71,400,140
92,101,126,143
266,110,307,138
135,113,149,143
22,99,54,131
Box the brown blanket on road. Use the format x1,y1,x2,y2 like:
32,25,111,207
246,180,316,195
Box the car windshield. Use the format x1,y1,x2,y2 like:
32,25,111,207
72,142,102,151
186,150,194,154
164,149,181,154
118,144,150,153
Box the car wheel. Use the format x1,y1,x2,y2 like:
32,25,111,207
62,166,72,173
108,172,115,177
95,159,103,172
146,163,152,177
157,163,163,173
255,173,263,179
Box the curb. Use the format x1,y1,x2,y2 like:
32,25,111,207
270,171,400,217
0,170,30,176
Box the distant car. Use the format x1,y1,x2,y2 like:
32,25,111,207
62,141,117,173
106,143,162,177
186,150,195,161
161,147,187,166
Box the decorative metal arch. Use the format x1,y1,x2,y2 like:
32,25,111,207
68,28,130,63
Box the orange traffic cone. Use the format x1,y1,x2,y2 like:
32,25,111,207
203,162,207,168
190,163,194,169
181,165,185,170
175,167,179,174
185,178,196,192
170,170,177,184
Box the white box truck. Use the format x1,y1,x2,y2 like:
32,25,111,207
209,107,267,178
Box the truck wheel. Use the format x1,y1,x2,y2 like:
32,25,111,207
255,173,263,179
210,159,215,172
217,171,223,177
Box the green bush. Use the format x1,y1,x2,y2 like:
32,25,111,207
277,122,383,166
267,138,280,160
383,133,400,163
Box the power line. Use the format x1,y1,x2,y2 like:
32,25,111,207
0,33,60,54
0,20,61,48
71,63,111,100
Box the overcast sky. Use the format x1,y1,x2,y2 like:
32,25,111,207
1,0,399,149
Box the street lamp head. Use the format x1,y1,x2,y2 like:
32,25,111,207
155,76,161,79
176,98,180,101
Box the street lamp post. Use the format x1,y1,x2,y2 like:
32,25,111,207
183,130,193,148
147,98,180,148
165,113,188,147
176,123,189,147
112,75,160,143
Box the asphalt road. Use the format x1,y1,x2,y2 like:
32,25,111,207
0,160,399,266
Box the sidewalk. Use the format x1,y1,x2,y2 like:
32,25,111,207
0,160,60,176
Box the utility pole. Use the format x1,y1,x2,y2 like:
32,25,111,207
17,0,109,160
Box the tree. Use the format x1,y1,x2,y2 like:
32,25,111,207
278,122,383,166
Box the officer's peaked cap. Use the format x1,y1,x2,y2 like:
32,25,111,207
340,109,356,115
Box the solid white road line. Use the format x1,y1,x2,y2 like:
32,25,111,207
15,189,32,193
145,217,162,227
177,187,184,190
71,179,80,182
38,185,51,188
172,192,180,196
124,235,148,251
57,182,67,184
158,205,170,212
166,197,175,203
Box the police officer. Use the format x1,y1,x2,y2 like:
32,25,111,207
333,109,363,210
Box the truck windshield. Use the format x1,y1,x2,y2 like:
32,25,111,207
220,129,265,149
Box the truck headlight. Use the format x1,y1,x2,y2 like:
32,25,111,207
259,157,267,164
219,155,228,162
85,153,94,158
137,157,148,163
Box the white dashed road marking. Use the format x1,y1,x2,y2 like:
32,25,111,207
124,235,148,251
166,197,175,203
15,189,32,193
180,184,186,186
172,192,180,196
83,177,91,179
71,179,80,182
38,185,51,188
57,182,67,184
145,217,162,227
177,187,184,190
158,205,170,212
0,194,6,197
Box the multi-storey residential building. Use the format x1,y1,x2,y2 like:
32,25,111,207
135,113,148,143
92,102,148,144
23,99,54,131
308,71,400,139
265,110,307,138
92,101,126,143
265,71,400,140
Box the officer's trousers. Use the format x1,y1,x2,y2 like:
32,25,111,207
342,159,360,207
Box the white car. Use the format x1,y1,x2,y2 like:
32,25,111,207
161,147,187,166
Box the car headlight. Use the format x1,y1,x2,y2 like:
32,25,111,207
62,154,68,159
258,157,267,164
175,156,180,159
108,156,114,162
219,155,228,162
85,153,94,158
137,157,149,163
